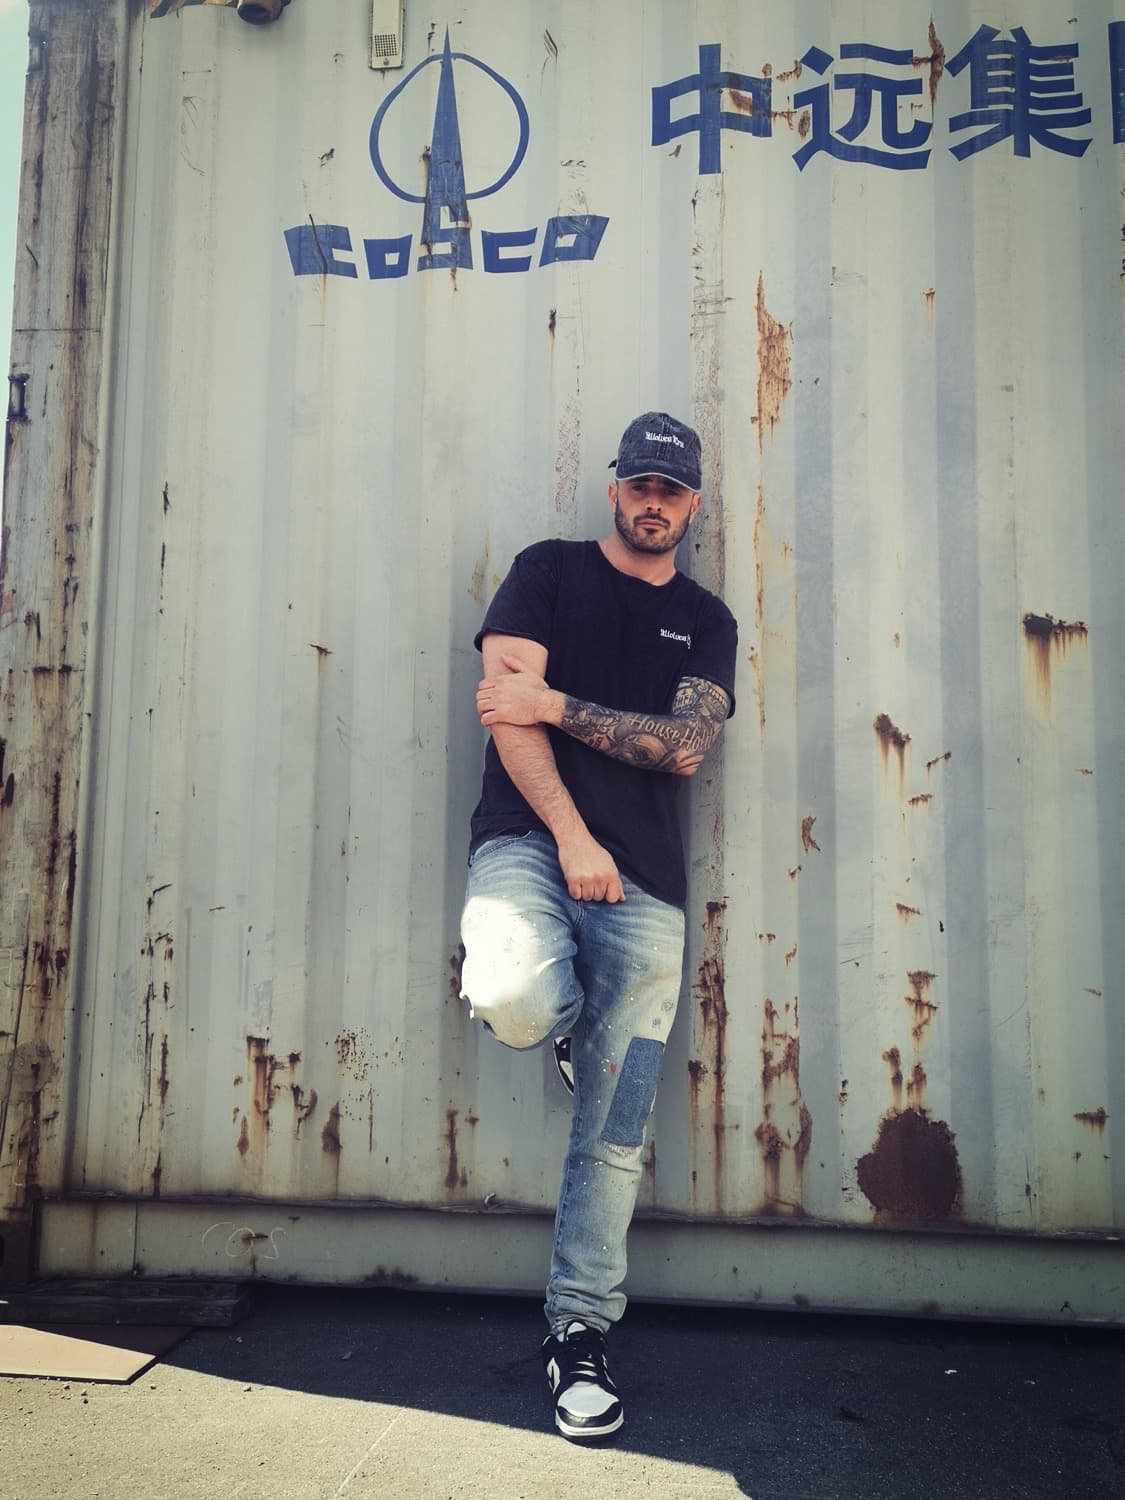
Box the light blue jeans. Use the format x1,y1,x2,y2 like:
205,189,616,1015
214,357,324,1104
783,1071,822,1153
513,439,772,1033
460,831,685,1332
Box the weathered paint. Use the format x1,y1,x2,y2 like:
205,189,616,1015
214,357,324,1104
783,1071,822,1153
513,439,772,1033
1,1,1122,1316
0,0,121,1283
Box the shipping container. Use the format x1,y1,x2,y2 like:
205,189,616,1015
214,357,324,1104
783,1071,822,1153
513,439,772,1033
1,0,1122,1321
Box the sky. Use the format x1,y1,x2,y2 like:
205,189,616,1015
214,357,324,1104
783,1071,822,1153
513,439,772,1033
0,0,28,510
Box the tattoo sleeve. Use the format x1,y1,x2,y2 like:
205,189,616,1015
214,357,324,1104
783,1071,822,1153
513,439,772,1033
556,676,731,772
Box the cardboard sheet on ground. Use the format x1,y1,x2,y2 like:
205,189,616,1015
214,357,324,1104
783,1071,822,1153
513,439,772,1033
0,1323,189,1381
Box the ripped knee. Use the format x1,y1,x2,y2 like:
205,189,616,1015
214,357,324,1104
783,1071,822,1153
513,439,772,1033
460,959,560,1050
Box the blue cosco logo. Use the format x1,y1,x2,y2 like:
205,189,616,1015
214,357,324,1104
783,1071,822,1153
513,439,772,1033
284,31,609,281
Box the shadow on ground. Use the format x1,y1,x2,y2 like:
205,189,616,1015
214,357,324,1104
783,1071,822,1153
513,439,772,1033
161,1285,1124,1498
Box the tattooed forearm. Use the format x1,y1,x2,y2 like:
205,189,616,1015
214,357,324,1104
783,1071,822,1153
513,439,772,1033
555,676,730,772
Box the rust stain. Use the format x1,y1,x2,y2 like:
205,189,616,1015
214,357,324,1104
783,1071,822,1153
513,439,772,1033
758,931,776,944
873,714,911,783
1023,613,1089,701
788,865,802,881
335,1029,370,1081
1077,768,1094,777
754,484,764,631
883,1047,904,1111
728,88,759,117
449,943,466,1004
760,999,800,1086
784,943,797,967
236,1116,249,1157
906,1062,928,1110
752,275,792,450
906,970,939,1041
922,288,936,324
247,1035,284,1123
907,793,932,807
797,109,810,138
775,59,802,82
321,1103,342,1155
1082,987,1102,997
291,1085,318,1134
692,899,729,1209
857,1109,961,1221
911,22,946,107
750,490,766,738
896,903,922,921
756,997,809,1214
310,643,332,659
800,814,820,854
1074,1107,1108,1129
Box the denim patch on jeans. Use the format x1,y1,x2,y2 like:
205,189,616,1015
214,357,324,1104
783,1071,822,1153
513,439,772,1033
599,1036,666,1148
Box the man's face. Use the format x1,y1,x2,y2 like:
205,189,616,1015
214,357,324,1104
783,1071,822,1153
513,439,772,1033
610,476,701,554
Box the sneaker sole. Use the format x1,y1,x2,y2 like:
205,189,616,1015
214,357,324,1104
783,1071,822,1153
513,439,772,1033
555,1411,624,1441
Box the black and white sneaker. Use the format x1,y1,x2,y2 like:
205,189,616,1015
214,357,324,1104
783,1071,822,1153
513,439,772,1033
553,1034,575,1095
541,1320,623,1441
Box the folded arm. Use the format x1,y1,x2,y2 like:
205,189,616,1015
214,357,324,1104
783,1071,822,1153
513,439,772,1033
478,656,731,776
478,634,624,902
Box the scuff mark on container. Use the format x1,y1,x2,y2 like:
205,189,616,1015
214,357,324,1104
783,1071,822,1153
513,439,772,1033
444,1106,468,1191
321,1103,342,1155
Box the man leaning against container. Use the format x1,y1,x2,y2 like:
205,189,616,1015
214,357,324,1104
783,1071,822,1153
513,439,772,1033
459,412,738,1442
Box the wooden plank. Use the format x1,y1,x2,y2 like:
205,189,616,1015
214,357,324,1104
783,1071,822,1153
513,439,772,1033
0,1277,254,1327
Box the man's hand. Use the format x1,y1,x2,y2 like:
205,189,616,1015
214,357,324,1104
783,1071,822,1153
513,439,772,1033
557,830,625,903
478,654,559,728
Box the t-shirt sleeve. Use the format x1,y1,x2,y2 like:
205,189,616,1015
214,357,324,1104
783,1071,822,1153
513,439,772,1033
473,541,561,653
686,594,739,718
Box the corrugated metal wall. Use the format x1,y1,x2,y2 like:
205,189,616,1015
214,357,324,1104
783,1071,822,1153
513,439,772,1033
3,0,1123,1308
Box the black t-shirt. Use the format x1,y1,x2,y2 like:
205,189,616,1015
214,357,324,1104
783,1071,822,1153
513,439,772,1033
469,540,738,907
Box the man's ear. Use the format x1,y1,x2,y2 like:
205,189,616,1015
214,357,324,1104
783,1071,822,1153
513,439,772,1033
690,492,702,519
607,480,619,505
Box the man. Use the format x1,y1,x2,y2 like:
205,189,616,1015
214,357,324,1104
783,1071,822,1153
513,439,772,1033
459,412,737,1441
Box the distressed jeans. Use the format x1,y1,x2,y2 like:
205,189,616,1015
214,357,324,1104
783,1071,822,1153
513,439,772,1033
459,831,685,1332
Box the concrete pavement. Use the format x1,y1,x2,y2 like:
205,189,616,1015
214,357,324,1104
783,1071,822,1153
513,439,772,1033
1,1285,1122,1498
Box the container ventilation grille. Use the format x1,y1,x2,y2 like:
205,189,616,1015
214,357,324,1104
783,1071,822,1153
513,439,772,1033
370,1,404,69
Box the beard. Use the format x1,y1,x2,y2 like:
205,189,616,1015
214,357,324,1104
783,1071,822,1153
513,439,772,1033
613,504,691,555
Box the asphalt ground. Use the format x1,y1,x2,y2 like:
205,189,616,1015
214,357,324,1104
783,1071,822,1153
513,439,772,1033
0,1286,1122,1499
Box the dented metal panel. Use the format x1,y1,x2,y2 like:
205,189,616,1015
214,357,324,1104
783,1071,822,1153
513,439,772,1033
1,0,1123,1314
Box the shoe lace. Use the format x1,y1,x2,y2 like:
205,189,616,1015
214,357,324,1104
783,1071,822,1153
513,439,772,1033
562,1327,611,1386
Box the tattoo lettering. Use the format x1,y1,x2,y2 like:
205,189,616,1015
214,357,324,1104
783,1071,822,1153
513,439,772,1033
558,676,730,772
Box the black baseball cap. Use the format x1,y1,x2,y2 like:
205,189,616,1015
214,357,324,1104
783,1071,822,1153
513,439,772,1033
612,411,702,491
